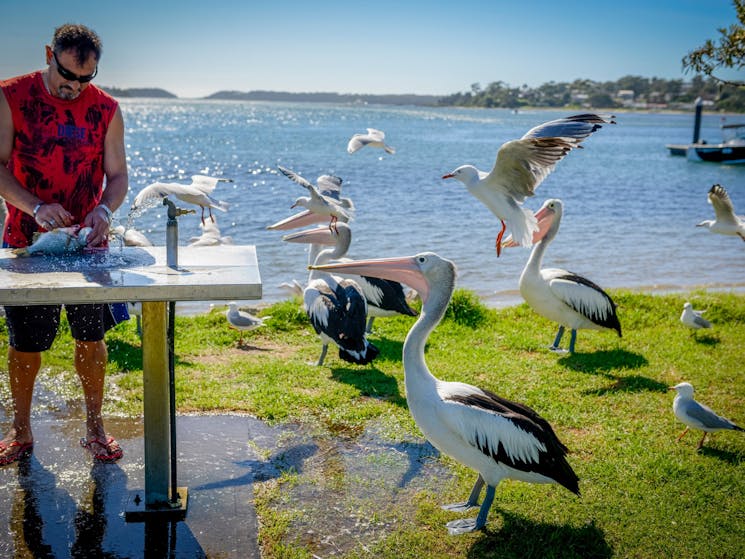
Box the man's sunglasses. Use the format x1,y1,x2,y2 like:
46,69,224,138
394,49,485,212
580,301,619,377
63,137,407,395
52,51,98,83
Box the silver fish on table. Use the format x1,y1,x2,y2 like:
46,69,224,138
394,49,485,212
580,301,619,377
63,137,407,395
12,226,94,257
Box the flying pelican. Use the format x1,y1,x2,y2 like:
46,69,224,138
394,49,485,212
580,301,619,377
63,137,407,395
277,166,353,232
226,302,270,346
132,175,231,224
680,302,712,331
670,382,744,449
302,233,378,366
311,252,579,534
504,199,621,353
347,128,396,155
442,113,615,256
282,222,418,332
696,184,745,241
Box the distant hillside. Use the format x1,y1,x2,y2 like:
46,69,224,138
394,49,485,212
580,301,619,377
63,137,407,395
101,86,177,99
205,90,443,106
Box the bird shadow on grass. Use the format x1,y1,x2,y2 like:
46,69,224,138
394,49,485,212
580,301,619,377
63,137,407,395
370,336,405,362
690,333,720,346
698,444,745,464
470,511,612,559
330,365,405,407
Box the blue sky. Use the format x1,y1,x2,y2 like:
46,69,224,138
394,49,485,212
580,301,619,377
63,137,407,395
1,0,741,98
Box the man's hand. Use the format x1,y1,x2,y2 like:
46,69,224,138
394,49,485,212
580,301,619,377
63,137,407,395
82,205,112,247
34,202,73,231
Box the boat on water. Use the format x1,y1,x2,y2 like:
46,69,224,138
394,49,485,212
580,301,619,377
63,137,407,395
666,97,745,165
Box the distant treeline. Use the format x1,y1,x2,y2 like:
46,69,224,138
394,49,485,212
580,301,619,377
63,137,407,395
438,75,745,112
101,74,745,112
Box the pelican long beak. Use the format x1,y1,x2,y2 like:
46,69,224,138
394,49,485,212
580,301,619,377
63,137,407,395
282,225,336,245
267,210,328,230
501,204,556,249
311,255,430,303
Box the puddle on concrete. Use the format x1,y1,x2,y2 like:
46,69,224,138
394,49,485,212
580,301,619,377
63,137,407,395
0,382,456,557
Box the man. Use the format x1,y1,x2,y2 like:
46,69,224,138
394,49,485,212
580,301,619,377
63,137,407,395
0,24,129,465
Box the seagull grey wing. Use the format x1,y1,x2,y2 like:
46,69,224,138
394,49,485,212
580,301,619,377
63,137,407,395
684,400,738,430
708,184,738,225
317,175,343,200
278,165,315,192
190,175,232,194
366,128,386,140
485,137,577,201
347,134,368,154
133,182,189,209
522,113,615,143
692,313,712,328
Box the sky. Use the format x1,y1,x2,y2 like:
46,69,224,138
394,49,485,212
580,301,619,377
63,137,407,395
1,0,741,99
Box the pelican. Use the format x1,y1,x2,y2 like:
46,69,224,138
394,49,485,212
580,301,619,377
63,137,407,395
132,175,231,224
282,222,418,332
696,184,745,241
302,232,378,366
442,113,614,255
680,302,712,330
347,127,395,155
311,252,579,534
226,302,270,345
505,199,621,353
670,382,744,449
277,166,353,232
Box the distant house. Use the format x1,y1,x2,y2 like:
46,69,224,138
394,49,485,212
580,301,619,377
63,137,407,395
616,90,635,107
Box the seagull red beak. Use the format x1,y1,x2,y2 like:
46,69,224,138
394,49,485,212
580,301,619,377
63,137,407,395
442,173,455,179
311,256,431,303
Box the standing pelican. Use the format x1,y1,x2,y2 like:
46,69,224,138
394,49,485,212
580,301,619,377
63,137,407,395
442,113,614,255
670,382,744,449
506,199,621,353
311,253,579,534
302,232,378,366
347,128,396,155
696,184,745,241
132,175,231,224
283,222,418,332
277,166,353,232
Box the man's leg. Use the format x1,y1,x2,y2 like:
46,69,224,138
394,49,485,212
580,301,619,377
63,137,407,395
0,348,41,460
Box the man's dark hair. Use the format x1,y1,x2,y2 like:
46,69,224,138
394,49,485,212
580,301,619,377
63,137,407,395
52,23,103,65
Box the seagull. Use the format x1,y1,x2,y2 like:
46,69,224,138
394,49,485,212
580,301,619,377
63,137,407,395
442,113,615,256
670,382,744,449
347,128,395,155
504,199,621,353
680,302,712,330
696,184,745,241
277,166,353,232
311,252,579,534
188,215,233,246
132,175,231,224
226,302,270,346
282,222,418,332
110,225,153,247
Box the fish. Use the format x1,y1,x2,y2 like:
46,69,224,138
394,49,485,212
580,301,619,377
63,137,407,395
12,225,94,257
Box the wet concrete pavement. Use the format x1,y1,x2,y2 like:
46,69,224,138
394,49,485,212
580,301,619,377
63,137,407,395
0,414,295,558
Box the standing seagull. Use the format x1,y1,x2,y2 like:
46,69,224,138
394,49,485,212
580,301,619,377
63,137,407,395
311,253,579,534
442,113,614,255
680,302,712,331
670,382,744,449
277,166,353,232
226,302,270,346
506,199,621,353
282,222,418,332
347,128,396,155
696,184,745,241
132,175,231,224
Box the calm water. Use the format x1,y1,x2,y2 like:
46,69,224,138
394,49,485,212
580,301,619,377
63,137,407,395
119,99,745,311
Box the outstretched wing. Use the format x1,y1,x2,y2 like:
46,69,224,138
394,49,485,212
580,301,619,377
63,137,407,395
708,184,738,225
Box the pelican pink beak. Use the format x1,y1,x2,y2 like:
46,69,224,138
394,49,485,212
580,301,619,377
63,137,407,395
310,255,431,303
267,210,328,231
501,202,556,249
282,225,336,245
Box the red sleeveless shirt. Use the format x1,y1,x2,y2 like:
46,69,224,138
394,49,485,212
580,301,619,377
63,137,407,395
1,71,118,246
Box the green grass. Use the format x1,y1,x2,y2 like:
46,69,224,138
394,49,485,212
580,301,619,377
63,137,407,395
1,289,744,558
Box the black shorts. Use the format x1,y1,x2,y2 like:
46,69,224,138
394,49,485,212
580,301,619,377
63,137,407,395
4,303,120,352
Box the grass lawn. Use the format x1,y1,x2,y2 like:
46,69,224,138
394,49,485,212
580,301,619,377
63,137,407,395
2,289,743,558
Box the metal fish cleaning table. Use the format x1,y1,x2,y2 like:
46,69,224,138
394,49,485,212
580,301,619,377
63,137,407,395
0,245,262,519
